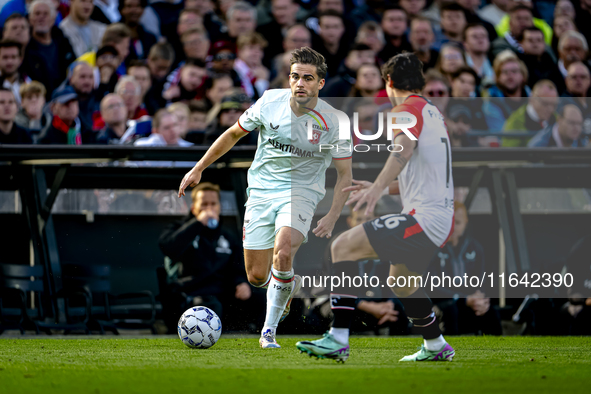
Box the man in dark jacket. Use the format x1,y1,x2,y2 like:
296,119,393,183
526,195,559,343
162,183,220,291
0,88,32,144
159,182,263,332
39,86,92,144
23,1,76,100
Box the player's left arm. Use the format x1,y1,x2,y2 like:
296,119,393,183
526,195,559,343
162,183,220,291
312,158,352,238
347,134,416,215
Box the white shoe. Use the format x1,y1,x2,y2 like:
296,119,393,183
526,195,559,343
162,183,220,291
259,328,281,348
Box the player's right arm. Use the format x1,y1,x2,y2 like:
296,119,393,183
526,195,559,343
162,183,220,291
178,122,249,197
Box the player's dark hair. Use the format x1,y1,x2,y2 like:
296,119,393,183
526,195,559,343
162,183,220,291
290,47,328,80
381,52,425,92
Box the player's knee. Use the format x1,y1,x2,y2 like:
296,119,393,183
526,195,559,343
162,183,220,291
247,272,268,287
273,248,291,270
330,234,350,262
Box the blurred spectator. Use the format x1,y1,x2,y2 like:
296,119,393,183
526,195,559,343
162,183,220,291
204,92,254,145
257,0,300,68
435,42,466,84
377,5,411,64
520,27,564,93
495,1,552,46
557,31,589,79
456,0,498,42
312,10,347,78
234,32,269,100
69,61,108,133
409,16,438,72
15,81,52,143
181,28,211,63
269,51,291,89
422,69,450,114
269,24,311,79
427,201,502,336
446,105,474,147
135,107,192,146
169,102,190,140
478,0,509,27
162,59,208,104
39,86,91,144
305,0,356,45
551,15,576,56
0,88,31,144
59,0,107,58
527,104,586,147
127,60,152,104
119,0,158,63
216,1,257,48
93,93,128,144
185,99,210,144
349,0,387,30
491,4,534,58
561,62,591,136
482,50,530,132
439,2,467,43
205,73,234,111
158,182,258,332
2,13,29,48
23,0,76,100
151,0,183,46
168,8,203,67
144,41,175,114
0,40,31,105
186,0,225,43
448,66,488,132
399,0,426,18
78,23,132,81
351,98,379,144
463,23,494,88
555,0,576,20
348,63,382,98
355,21,385,55
115,75,148,122
321,43,375,98
502,80,558,147
210,41,241,86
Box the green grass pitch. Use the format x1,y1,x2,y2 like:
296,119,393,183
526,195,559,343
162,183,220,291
1,336,590,394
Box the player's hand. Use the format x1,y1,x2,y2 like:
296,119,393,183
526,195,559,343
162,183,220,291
312,214,337,238
345,183,382,216
235,282,252,301
342,179,373,194
178,167,202,197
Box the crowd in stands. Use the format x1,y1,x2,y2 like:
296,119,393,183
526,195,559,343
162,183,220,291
0,0,590,148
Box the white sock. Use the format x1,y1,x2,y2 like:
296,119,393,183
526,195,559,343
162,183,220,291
424,335,446,351
262,268,294,333
252,271,272,289
329,327,349,345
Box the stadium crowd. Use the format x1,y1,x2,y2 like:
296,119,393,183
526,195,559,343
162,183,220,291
0,0,589,148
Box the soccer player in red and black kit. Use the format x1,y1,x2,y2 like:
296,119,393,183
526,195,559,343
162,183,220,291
297,53,455,362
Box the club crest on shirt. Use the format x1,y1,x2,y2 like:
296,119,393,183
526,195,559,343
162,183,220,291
309,129,321,145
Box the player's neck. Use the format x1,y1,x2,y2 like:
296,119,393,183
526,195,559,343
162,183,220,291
290,97,319,117
392,89,418,106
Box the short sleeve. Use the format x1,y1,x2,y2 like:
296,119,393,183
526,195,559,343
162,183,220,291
391,103,424,140
238,93,265,132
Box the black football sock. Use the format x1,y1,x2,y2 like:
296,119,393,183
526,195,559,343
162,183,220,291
398,288,442,340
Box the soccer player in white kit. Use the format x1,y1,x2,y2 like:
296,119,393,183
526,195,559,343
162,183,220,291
297,53,456,362
178,47,352,348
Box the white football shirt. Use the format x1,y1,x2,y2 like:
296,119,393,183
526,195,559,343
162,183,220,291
238,89,351,203
393,95,455,247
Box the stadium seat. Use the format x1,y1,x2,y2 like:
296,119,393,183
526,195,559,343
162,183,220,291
61,263,157,334
0,263,91,335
